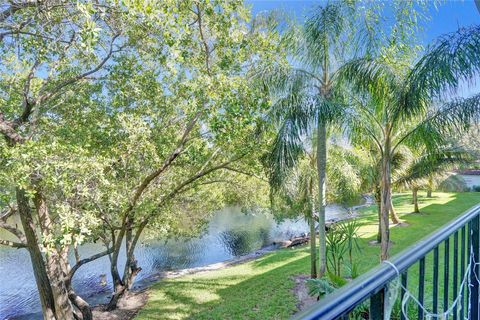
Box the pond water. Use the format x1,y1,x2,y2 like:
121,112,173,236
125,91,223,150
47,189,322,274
0,205,353,320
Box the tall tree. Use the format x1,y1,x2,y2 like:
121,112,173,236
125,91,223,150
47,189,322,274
0,1,135,318
262,1,366,278
80,1,277,309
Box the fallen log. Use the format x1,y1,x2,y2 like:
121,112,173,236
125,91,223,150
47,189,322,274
278,235,310,248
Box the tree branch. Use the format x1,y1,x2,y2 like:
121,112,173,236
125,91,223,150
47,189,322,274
0,0,37,23
0,221,26,243
0,205,17,220
195,4,211,75
36,32,121,105
223,166,268,182
0,239,27,248
0,112,25,143
68,248,113,281
129,110,202,210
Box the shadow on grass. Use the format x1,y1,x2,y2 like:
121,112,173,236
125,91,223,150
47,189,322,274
138,249,310,320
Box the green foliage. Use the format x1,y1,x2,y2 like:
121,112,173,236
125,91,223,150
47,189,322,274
0,4,278,314
394,146,474,192
326,219,361,277
438,175,469,193
327,144,364,204
306,278,335,300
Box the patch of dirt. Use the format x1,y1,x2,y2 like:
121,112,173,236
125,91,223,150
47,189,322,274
92,290,148,320
291,274,318,315
368,240,395,246
395,222,410,227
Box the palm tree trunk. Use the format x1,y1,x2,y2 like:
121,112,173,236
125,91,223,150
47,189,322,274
380,137,392,261
308,177,317,278
309,210,317,278
375,187,381,243
413,188,420,213
390,197,400,224
317,122,327,278
427,176,433,198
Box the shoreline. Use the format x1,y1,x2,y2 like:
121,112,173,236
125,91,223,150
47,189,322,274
92,195,375,320
9,197,375,320
136,195,374,284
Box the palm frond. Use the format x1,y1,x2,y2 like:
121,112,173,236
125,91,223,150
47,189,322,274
396,93,480,152
267,118,307,189
337,58,399,116
406,25,480,106
301,1,355,70
394,148,474,189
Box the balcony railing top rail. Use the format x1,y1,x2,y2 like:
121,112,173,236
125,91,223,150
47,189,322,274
293,203,480,320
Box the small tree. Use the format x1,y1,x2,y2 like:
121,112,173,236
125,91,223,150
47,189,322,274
394,147,473,213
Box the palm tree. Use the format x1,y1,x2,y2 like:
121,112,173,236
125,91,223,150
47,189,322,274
394,147,473,213
270,141,364,278
339,25,480,260
270,154,318,277
262,1,360,277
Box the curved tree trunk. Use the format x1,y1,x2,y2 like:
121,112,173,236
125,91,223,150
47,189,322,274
380,136,392,261
413,188,420,213
316,122,327,278
68,289,92,320
389,197,400,224
107,219,144,310
16,188,57,320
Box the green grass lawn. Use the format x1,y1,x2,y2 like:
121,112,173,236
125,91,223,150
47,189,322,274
135,192,480,320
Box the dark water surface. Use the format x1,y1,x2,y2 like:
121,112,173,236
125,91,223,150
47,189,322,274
0,206,351,320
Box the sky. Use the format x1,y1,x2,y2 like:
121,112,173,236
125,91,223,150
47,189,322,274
245,0,480,96
246,0,480,46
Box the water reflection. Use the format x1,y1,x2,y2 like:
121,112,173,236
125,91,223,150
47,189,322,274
0,206,350,319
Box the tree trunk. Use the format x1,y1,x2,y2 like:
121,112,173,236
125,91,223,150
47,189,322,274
309,214,317,278
390,197,400,224
68,290,92,320
33,191,75,320
427,176,433,198
413,188,420,213
16,188,57,320
316,122,327,278
107,218,143,310
308,177,317,278
107,227,126,311
375,187,381,243
427,189,432,198
380,137,392,261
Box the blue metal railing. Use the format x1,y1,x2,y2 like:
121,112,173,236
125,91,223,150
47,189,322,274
294,204,480,320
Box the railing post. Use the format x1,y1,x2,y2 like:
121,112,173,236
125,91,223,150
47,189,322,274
469,215,479,319
370,287,387,320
